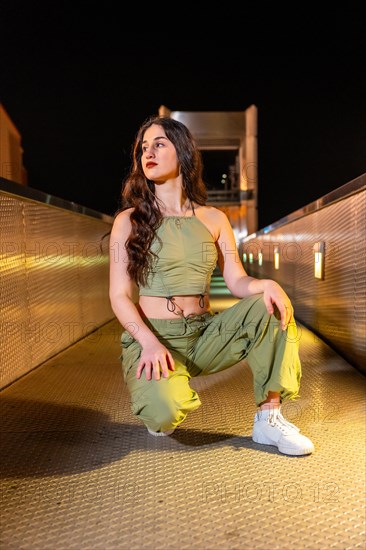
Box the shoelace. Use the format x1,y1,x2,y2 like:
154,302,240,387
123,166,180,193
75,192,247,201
268,411,300,434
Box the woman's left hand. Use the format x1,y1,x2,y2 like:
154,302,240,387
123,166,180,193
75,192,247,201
262,280,294,330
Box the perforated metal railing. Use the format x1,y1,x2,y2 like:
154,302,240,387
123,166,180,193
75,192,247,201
0,178,114,388
241,173,366,373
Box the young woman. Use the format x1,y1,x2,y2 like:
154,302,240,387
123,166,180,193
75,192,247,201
109,115,314,456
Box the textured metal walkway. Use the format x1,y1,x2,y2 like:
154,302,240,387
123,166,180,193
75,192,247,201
1,285,365,549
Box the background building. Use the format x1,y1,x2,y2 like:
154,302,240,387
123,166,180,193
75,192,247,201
0,103,27,185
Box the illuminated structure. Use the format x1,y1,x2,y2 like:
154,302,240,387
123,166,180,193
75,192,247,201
0,103,27,185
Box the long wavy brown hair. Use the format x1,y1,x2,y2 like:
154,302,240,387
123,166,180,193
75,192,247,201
121,115,208,286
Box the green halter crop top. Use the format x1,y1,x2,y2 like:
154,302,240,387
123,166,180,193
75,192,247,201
138,215,218,301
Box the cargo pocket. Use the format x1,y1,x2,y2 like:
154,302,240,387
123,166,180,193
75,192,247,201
120,330,141,378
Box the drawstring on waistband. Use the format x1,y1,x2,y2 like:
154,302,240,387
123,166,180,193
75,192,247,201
166,294,206,315
166,296,177,313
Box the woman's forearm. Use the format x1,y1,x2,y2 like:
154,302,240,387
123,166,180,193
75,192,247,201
110,294,160,347
230,275,270,298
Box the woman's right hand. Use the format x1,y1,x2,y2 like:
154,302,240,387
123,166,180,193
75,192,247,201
136,341,175,381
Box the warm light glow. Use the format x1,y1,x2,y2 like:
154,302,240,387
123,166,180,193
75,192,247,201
313,242,325,279
258,252,263,266
274,247,280,270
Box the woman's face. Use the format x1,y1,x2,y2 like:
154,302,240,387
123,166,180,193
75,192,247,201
141,124,180,182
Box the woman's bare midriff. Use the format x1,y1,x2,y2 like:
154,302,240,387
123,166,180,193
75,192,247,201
138,295,211,319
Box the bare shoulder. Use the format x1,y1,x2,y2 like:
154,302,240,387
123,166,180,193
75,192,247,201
198,205,228,220
195,205,230,240
113,208,134,226
111,208,134,237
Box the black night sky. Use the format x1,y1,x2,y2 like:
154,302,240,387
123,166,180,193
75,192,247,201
1,6,366,229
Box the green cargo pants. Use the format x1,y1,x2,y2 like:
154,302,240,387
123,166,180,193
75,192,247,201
121,294,302,433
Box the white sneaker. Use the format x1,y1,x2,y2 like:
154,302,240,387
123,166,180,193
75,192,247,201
252,408,314,456
147,427,175,437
